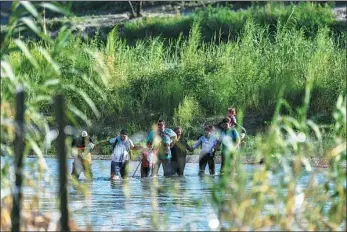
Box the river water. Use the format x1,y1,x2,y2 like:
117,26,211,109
3,157,341,230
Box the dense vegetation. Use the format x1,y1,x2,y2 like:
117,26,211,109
121,2,345,44
3,3,346,139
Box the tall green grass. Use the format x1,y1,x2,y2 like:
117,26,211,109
122,2,344,45
5,17,345,138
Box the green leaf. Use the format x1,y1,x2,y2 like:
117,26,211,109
14,39,39,69
37,47,61,75
67,103,92,127
21,17,40,34
1,61,18,86
27,137,43,158
43,79,60,86
54,26,73,50
20,1,39,18
32,95,52,104
40,2,72,17
63,84,101,119
81,75,107,101
307,119,322,142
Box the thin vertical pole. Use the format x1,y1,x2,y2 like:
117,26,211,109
11,88,25,232
54,95,70,232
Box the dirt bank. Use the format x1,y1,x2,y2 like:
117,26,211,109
45,3,346,41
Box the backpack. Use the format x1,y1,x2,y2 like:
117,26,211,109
111,137,121,151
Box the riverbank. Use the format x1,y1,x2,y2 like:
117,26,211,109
41,2,345,41
26,154,344,169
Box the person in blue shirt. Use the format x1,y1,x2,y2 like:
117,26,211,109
191,126,218,176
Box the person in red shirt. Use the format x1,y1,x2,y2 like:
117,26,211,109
140,142,157,177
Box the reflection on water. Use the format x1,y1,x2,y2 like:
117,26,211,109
12,158,333,230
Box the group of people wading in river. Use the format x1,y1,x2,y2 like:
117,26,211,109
71,107,246,181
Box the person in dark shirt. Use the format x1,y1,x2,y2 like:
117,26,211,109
170,127,193,176
71,130,95,181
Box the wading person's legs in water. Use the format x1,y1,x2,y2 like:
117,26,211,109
72,157,93,181
162,159,171,176
110,161,122,179
82,158,93,181
176,156,186,176
152,159,162,177
71,156,83,179
199,155,209,176
208,155,215,175
152,159,171,176
141,150,152,177
170,160,178,176
141,166,151,177
199,155,214,176
170,156,186,176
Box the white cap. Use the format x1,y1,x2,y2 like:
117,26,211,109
81,131,88,137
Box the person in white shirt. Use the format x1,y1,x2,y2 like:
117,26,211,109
191,126,218,176
98,129,143,180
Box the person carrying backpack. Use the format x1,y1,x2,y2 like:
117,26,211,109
98,129,144,180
